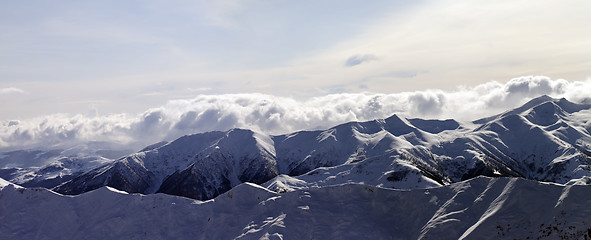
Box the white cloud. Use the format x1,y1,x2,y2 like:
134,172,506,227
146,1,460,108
1,76,591,152
0,87,25,95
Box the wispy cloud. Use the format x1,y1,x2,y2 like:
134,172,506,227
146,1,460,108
2,76,590,151
345,54,378,67
187,87,213,92
0,87,25,95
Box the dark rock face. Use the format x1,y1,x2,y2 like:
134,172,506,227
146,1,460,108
461,160,497,181
407,118,460,134
386,170,410,181
158,148,278,200
157,163,233,200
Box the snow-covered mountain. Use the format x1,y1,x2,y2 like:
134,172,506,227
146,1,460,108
2,95,591,239
0,142,131,188
53,129,279,200
2,176,591,239
51,95,591,201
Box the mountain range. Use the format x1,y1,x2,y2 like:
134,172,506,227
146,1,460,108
1,95,591,239
46,95,591,200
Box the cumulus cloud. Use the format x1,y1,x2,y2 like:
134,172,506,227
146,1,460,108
2,76,591,152
345,54,378,67
0,87,25,95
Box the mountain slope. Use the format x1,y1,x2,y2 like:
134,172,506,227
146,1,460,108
54,129,280,200
0,154,114,189
2,177,591,239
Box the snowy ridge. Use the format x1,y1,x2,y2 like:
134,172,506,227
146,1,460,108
0,177,21,189
2,177,591,239
0,146,117,189
50,95,591,200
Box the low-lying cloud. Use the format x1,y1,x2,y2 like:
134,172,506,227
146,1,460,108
2,76,590,152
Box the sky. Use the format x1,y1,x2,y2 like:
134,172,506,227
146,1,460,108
2,0,591,151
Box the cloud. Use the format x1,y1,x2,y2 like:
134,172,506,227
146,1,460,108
187,87,213,92
0,87,25,95
389,71,420,78
344,54,378,67
1,76,591,152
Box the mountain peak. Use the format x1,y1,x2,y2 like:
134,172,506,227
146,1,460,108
529,94,553,103
474,95,590,125
383,114,415,136
555,97,591,113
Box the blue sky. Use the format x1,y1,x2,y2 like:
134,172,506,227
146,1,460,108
1,0,591,121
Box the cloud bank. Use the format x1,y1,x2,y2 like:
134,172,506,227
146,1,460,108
2,76,591,151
